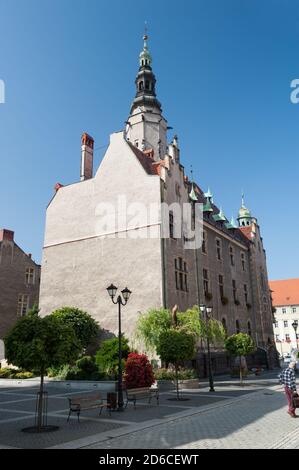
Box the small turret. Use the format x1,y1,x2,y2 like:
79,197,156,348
237,194,253,227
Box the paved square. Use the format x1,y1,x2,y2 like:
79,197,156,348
0,371,297,449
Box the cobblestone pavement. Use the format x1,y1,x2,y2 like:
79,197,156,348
0,372,298,449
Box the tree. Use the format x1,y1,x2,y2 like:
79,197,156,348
124,353,155,389
135,308,172,353
156,329,196,400
225,333,256,384
95,336,131,379
4,311,81,431
136,305,225,353
52,307,99,351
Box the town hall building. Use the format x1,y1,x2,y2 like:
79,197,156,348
39,34,276,371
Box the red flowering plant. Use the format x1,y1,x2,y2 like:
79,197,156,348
124,353,155,389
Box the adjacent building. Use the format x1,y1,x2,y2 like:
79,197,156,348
39,34,276,372
270,278,299,357
0,229,41,347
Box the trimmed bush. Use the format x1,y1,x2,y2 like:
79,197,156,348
154,368,198,381
0,368,13,378
124,353,155,389
0,368,34,379
13,371,34,379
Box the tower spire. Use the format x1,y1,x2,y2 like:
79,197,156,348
238,192,253,227
241,191,245,208
125,30,167,160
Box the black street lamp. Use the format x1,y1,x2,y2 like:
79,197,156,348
106,284,132,411
292,320,298,349
199,304,215,392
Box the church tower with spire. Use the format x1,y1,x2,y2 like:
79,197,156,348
125,31,168,160
39,32,276,372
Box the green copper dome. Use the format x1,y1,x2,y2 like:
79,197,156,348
238,205,251,218
139,34,152,67
213,207,227,222
237,194,253,227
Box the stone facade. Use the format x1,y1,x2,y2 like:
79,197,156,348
0,229,41,344
39,34,274,361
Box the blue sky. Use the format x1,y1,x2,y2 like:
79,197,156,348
0,0,298,280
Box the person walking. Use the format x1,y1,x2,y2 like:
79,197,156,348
279,361,298,418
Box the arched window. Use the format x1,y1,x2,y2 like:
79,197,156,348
145,80,150,90
247,321,252,336
139,81,144,91
236,320,240,333
222,318,227,333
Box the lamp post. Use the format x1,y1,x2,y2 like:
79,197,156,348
199,304,215,392
106,284,132,411
292,320,298,350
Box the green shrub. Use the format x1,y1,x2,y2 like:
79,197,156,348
0,368,35,379
13,371,34,379
47,364,72,380
95,336,131,378
0,368,13,378
76,356,97,374
154,368,198,381
64,366,105,381
48,357,108,381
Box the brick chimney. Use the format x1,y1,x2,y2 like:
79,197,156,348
81,133,94,181
0,229,14,242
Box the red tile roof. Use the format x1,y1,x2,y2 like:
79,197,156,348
269,279,299,306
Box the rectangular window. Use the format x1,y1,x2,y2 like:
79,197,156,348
230,247,235,266
282,308,287,314
275,321,278,328
169,211,174,239
202,231,207,254
175,271,179,290
25,268,35,285
216,239,222,261
286,334,290,341
184,274,188,292
293,308,297,314
219,275,224,298
275,335,280,341
244,284,248,304
232,280,237,302
175,258,188,292
241,253,246,271
284,320,288,327
17,294,29,316
203,269,209,296
179,272,184,291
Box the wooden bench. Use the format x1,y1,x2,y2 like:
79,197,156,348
67,392,106,422
125,387,159,410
